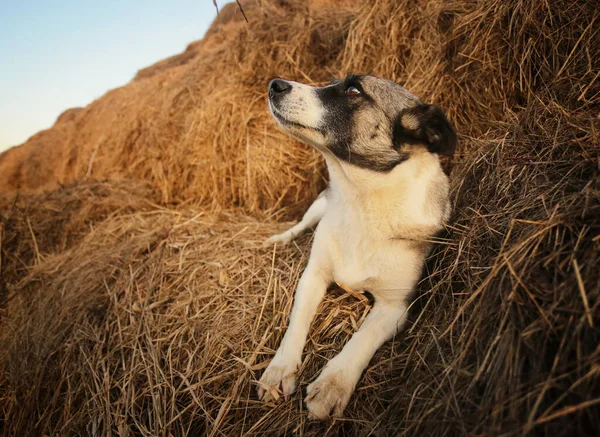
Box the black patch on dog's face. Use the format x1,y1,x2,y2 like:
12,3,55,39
316,76,408,173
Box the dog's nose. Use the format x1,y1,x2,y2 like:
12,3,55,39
269,79,291,96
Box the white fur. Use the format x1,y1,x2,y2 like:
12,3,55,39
258,149,449,420
268,81,324,130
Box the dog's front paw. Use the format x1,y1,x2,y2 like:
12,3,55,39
262,231,294,248
257,355,300,402
305,367,355,420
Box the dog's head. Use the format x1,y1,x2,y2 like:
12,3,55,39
268,75,456,172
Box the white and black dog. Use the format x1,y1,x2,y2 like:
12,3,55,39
257,75,456,420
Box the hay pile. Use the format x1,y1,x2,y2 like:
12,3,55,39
1,0,599,435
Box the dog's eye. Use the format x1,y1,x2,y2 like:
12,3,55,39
345,86,360,96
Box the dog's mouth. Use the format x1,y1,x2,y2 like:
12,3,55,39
268,99,326,134
270,105,310,130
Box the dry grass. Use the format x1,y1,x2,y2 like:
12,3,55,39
0,0,599,435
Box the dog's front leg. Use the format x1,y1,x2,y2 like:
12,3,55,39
305,298,409,419
263,191,327,247
257,258,330,402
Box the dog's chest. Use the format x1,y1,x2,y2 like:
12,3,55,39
319,205,421,295
330,234,382,291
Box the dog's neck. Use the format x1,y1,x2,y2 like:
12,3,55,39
323,149,441,201
322,149,449,237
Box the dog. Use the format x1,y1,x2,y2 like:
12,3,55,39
257,75,456,420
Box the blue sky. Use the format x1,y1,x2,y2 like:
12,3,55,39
0,1,230,152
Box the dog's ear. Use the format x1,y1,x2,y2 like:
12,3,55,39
393,104,457,156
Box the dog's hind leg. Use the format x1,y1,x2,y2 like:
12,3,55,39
263,190,327,247
305,298,409,419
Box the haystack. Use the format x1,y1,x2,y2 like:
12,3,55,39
1,1,598,435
